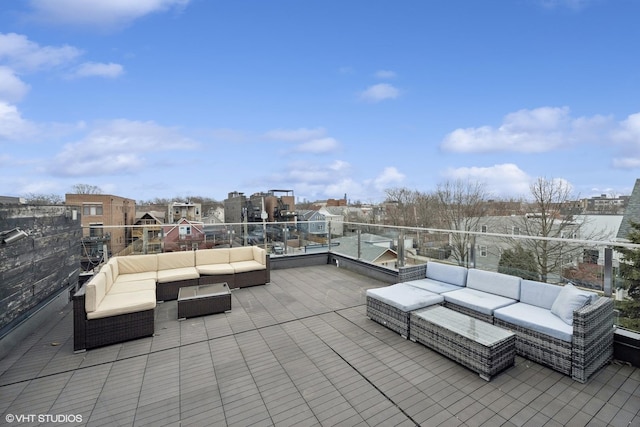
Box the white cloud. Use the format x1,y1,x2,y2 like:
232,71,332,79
0,67,30,103
360,83,400,103
29,0,190,28
295,137,340,154
49,119,198,176
375,70,396,79
441,106,611,153
610,113,640,169
72,62,124,79
264,127,326,142
0,101,36,140
0,33,81,72
443,163,531,197
372,166,405,191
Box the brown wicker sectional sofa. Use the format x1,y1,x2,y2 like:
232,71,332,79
366,262,614,383
73,247,270,351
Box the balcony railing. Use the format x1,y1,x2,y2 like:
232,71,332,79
82,220,640,333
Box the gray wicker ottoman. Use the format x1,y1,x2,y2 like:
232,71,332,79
410,306,516,381
177,282,231,319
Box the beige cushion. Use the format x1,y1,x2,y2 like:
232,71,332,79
87,290,156,319
85,272,107,313
99,264,115,293
196,263,235,275
157,267,199,283
107,258,119,279
229,246,254,263
195,248,230,265
116,271,157,283
109,279,157,294
232,260,266,273
117,255,158,275
252,246,266,265
157,251,195,270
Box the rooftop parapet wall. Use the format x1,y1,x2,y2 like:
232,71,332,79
0,205,82,335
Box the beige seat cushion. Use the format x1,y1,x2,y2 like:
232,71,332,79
196,264,235,275
87,290,156,319
109,279,157,294
157,267,199,283
116,271,158,283
232,260,266,273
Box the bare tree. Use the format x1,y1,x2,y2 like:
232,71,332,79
512,177,587,282
434,180,488,266
71,184,103,194
383,187,419,227
23,193,64,205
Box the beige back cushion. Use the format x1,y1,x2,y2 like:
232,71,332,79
195,248,230,265
85,272,107,313
99,263,115,293
117,255,158,275
107,257,119,279
157,251,195,271
229,246,254,263
252,246,266,265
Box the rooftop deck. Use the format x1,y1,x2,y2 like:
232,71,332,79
1,265,639,426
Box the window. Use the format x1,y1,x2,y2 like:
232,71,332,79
179,225,191,236
479,245,487,257
512,226,520,235
481,225,487,233
83,204,103,216
89,223,103,238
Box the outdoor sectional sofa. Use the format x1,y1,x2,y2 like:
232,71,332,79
73,246,270,351
366,261,614,383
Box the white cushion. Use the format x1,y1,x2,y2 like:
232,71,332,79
404,278,462,294
519,280,562,309
466,269,521,300
426,262,468,287
550,284,594,325
366,283,443,312
494,302,573,342
87,290,156,319
116,271,157,283
444,288,517,316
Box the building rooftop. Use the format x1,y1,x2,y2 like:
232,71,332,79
1,265,639,426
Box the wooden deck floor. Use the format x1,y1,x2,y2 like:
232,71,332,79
1,265,639,426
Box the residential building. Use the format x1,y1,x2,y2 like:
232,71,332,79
65,193,135,259
168,201,201,223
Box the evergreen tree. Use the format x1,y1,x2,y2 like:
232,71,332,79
616,221,640,330
498,245,539,281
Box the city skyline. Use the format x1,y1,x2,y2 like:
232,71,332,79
1,1,640,203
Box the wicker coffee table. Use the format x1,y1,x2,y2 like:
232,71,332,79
410,306,515,381
177,282,231,320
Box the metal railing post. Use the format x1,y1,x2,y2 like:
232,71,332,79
604,247,613,297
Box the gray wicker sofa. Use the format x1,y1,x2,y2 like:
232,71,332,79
366,262,614,383
73,247,270,351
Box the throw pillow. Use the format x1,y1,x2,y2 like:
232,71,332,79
550,284,592,326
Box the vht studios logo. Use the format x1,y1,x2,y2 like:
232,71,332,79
5,414,83,423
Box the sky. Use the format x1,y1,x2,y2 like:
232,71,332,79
1,0,640,204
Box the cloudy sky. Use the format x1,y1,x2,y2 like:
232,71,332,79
1,0,640,203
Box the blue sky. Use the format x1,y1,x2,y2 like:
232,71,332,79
1,0,640,203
